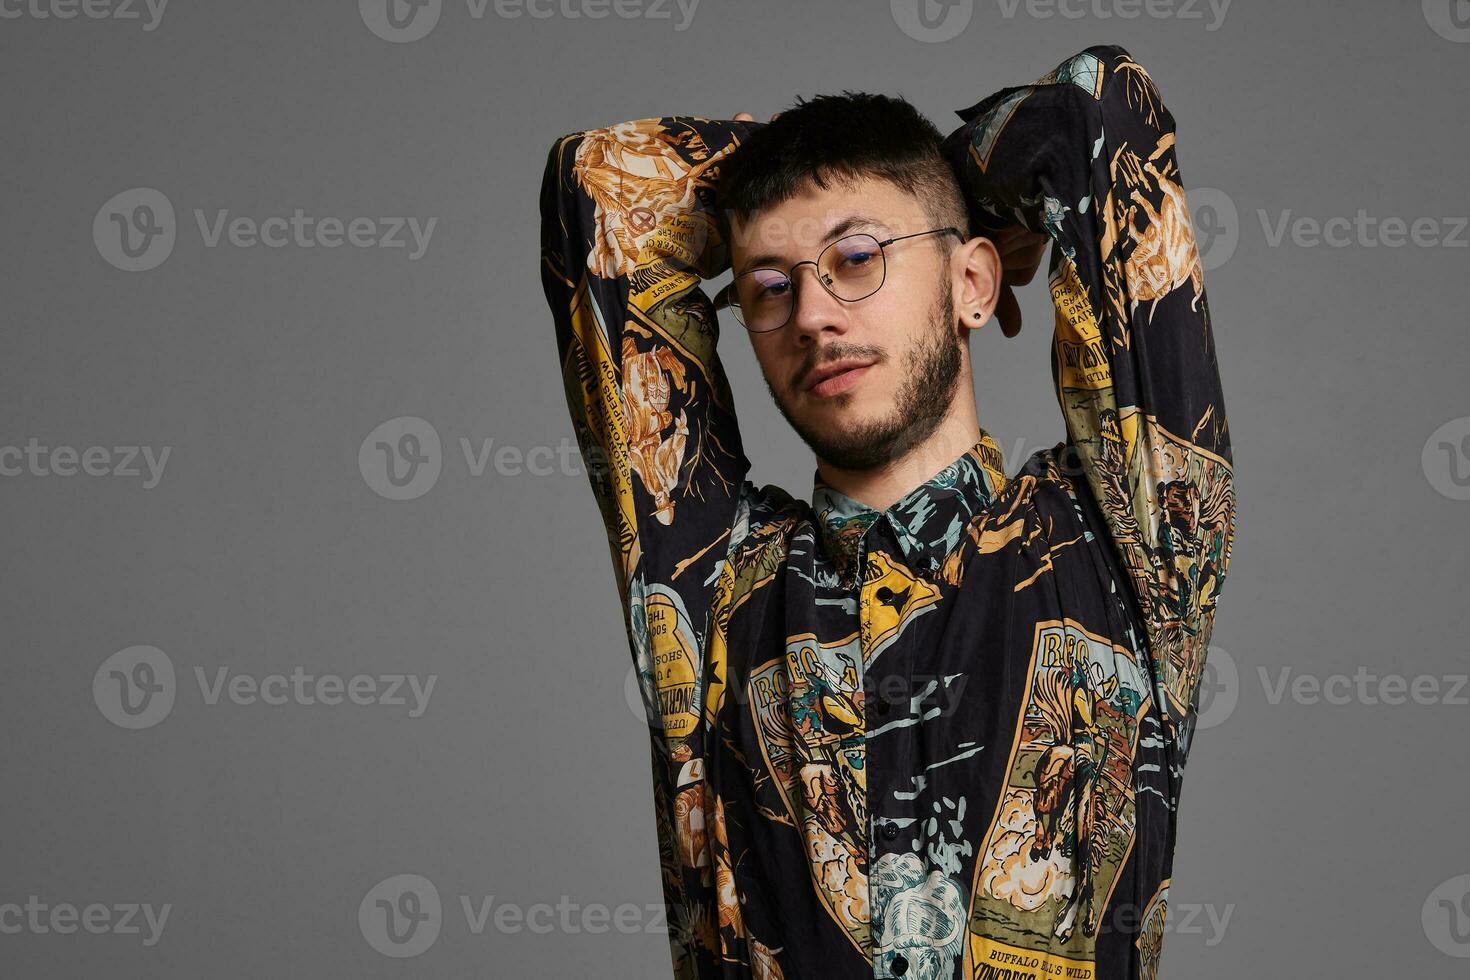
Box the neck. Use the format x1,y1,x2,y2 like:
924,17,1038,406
815,391,982,514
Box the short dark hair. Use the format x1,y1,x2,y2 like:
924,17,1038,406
716,92,969,240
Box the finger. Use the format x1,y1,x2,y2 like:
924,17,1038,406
999,230,1046,260
1002,250,1048,291
995,285,1023,338
994,232,1040,259
996,227,1048,251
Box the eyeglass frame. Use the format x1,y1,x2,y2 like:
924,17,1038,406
712,226,965,333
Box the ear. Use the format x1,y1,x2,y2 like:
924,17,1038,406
950,236,1003,332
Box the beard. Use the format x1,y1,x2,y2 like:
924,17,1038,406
767,279,963,472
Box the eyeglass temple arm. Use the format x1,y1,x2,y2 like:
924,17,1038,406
877,226,965,247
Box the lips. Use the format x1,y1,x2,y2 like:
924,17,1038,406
803,359,877,394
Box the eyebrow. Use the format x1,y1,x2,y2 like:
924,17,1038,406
735,214,889,276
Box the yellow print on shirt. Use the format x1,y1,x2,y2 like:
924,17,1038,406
747,634,871,956
630,581,702,740
1051,258,1111,393
859,550,941,666
965,620,1151,978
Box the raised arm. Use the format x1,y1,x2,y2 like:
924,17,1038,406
941,45,1235,745
539,117,757,602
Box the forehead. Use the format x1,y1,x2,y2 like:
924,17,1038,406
726,174,930,268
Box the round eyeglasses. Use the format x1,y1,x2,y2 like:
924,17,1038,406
713,227,963,333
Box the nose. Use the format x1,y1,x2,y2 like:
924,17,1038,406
787,262,849,344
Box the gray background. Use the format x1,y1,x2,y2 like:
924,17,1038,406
4,0,1469,977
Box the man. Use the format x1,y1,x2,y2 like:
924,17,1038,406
538,43,1233,980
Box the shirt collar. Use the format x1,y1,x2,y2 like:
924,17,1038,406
809,431,1008,583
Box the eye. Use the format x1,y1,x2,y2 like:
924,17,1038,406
749,269,790,297
830,237,881,271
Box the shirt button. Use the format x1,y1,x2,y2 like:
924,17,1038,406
880,822,899,841
892,954,909,975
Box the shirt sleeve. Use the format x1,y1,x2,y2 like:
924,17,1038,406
941,45,1236,736
538,116,756,670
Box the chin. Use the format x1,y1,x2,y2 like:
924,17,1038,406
802,391,866,417
776,386,880,444
816,403,892,447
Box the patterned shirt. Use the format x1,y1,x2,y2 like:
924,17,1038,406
538,44,1234,980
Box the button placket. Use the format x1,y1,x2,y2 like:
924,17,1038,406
864,519,932,980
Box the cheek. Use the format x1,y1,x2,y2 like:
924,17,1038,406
858,289,928,353
749,341,790,387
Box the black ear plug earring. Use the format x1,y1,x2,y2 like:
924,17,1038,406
972,312,982,319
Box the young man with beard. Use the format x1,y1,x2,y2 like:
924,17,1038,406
538,43,1234,980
